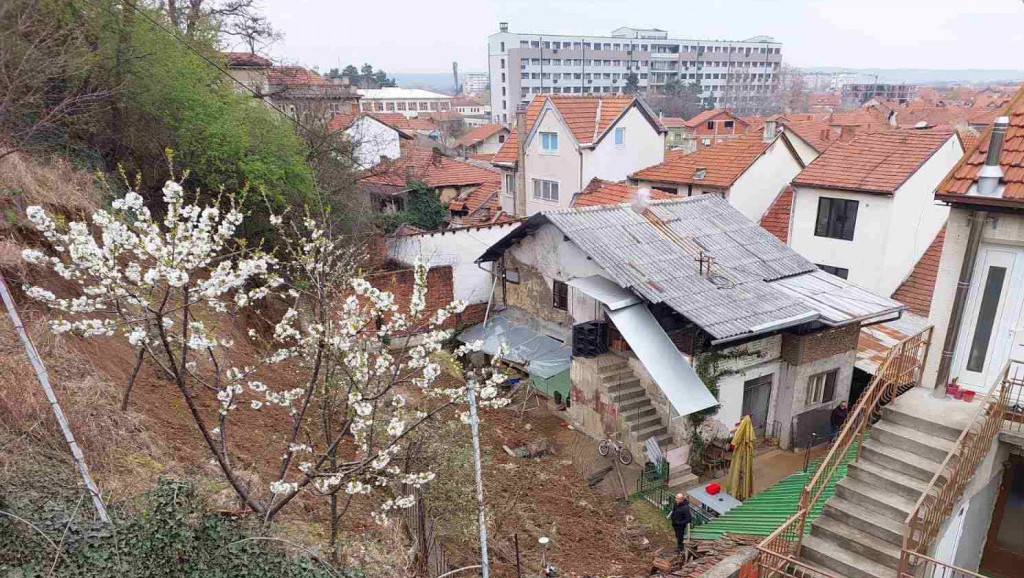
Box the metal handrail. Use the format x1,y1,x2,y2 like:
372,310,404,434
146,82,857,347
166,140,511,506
898,551,988,578
899,359,1022,573
756,326,933,573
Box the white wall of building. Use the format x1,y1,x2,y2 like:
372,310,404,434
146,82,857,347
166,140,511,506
345,116,402,169
583,107,665,183
782,128,821,165
727,136,803,222
474,131,509,155
386,223,520,303
524,108,582,214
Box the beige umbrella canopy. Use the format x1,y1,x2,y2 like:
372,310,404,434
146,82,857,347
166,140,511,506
726,415,756,501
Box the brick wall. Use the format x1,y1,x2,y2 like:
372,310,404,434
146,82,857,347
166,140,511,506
781,324,860,365
361,265,456,332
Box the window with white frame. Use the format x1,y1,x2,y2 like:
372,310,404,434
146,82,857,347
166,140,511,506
806,369,838,407
504,173,515,196
540,132,558,152
533,179,559,202
614,127,625,146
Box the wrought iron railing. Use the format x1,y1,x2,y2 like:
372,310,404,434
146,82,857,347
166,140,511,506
636,458,670,495
899,360,1024,574
756,326,933,577
898,551,988,578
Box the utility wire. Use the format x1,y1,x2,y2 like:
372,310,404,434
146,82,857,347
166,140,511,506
118,0,316,133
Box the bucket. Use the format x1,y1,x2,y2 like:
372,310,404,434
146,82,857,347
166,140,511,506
946,384,959,397
953,388,964,400
963,390,976,403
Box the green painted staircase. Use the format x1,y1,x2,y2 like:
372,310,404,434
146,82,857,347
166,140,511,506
690,439,862,541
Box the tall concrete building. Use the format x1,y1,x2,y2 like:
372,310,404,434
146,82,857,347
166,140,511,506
487,23,783,124
460,72,489,96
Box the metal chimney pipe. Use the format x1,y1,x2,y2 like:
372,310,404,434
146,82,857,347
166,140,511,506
976,116,1009,197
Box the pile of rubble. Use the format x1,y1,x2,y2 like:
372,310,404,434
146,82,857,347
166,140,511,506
652,534,760,577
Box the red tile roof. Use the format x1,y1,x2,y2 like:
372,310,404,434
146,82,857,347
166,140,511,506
455,123,507,147
780,120,840,152
891,226,945,316
660,117,688,129
630,135,772,188
267,66,327,87
327,112,358,132
223,52,272,68
685,109,742,128
938,84,1024,207
491,95,649,165
571,178,674,208
448,179,501,213
361,147,500,189
759,185,793,243
793,131,954,194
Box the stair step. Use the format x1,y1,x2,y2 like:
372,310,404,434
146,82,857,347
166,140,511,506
859,439,944,483
609,386,646,403
607,377,642,392
811,515,901,568
668,472,699,491
847,459,929,502
636,423,668,441
656,434,674,448
597,361,629,375
617,397,652,412
622,406,658,422
822,497,904,546
882,405,963,442
835,477,915,523
871,420,955,463
628,415,664,432
802,534,894,578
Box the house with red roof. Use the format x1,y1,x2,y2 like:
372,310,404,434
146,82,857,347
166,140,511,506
683,109,751,149
629,124,805,224
921,84,1024,395
491,95,666,216
264,65,361,123
455,123,510,158
327,113,414,169
787,130,963,298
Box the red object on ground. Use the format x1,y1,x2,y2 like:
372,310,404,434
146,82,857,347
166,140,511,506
946,384,959,397
963,390,976,403
706,482,721,495
953,388,964,399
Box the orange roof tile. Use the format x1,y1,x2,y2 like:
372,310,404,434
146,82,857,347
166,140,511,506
630,135,772,188
571,178,674,208
267,66,327,87
361,147,500,189
937,83,1024,207
685,109,744,128
660,117,688,129
448,179,501,213
759,185,793,243
491,95,650,165
327,112,358,132
222,52,272,68
455,123,507,147
793,131,954,194
890,226,945,316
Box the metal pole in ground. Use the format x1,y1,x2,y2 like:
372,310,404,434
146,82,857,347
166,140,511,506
466,383,489,578
0,274,109,523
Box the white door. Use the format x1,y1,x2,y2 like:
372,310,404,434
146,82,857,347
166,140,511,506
953,245,1024,390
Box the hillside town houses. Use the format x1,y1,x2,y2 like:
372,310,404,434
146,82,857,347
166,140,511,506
220,34,1024,578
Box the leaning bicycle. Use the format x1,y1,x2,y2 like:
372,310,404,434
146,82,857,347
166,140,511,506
598,433,633,465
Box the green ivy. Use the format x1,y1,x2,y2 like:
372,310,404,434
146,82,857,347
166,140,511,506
0,479,361,578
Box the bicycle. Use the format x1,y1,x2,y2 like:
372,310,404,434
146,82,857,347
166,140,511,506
598,433,633,465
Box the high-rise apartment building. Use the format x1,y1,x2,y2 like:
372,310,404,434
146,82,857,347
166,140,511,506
460,73,489,95
487,24,783,124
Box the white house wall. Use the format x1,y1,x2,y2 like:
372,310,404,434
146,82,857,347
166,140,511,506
790,186,895,295
524,109,582,214
727,137,803,223
583,107,665,184
345,117,402,169
386,223,520,303
782,128,821,165
475,132,508,155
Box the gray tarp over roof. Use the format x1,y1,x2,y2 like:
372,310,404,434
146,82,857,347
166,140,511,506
457,315,570,379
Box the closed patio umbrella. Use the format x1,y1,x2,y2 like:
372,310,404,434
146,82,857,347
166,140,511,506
726,415,756,501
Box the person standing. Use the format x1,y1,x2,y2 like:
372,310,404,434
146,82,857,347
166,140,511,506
669,493,692,552
830,400,849,438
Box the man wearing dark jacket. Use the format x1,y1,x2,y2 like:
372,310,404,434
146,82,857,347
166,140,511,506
669,493,692,552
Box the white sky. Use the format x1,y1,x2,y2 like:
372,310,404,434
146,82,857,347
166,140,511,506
257,0,1024,73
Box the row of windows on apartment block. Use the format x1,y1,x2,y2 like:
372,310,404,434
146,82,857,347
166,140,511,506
508,58,779,70
358,100,451,113
502,39,781,56
515,71,773,82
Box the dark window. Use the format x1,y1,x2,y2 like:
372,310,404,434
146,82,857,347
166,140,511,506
967,266,1007,372
814,197,859,241
653,185,677,195
706,121,715,130
817,264,849,279
552,280,568,310
724,120,734,129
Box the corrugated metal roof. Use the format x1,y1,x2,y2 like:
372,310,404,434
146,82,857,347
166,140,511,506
772,271,905,326
544,196,818,340
856,312,930,374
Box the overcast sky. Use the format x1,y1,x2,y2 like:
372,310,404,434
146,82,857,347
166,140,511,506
256,0,1024,73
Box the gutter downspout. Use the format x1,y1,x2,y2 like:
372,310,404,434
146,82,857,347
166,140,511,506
933,209,986,397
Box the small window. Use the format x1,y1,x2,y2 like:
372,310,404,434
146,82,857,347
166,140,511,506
504,173,515,196
694,167,707,180
614,127,625,146
498,134,506,143
806,369,838,407
706,121,715,130
532,179,559,202
814,197,859,241
552,280,568,310
541,132,558,152
817,264,849,280
724,120,734,129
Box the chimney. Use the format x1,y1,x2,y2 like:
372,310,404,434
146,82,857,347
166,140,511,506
631,187,651,213
838,124,857,142
763,119,778,143
514,103,528,217
975,116,1010,197
499,22,509,33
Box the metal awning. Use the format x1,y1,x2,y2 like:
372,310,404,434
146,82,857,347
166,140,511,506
568,275,640,310
856,312,930,374
606,303,718,417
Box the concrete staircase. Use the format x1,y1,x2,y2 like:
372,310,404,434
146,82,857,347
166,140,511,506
598,357,675,450
799,405,960,578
